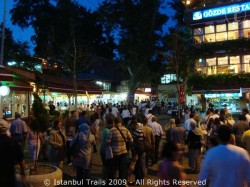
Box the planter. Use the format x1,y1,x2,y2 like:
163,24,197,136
16,164,62,187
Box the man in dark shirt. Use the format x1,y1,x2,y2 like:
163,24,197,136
0,119,26,187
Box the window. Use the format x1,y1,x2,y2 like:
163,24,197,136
194,28,204,35
216,24,226,32
161,74,177,84
218,57,228,65
196,56,245,75
216,32,227,41
205,25,215,33
204,34,215,42
243,55,250,64
194,28,204,43
243,20,250,29
206,58,216,66
229,56,239,64
228,22,238,31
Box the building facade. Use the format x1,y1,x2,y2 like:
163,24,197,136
185,1,250,113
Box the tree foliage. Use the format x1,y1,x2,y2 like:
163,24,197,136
98,0,168,100
30,93,50,133
11,0,115,73
0,24,39,69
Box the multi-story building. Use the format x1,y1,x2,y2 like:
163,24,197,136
184,0,250,113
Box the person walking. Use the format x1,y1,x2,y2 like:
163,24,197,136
171,117,186,164
141,116,155,172
0,119,27,187
199,125,250,187
9,112,27,150
49,120,66,169
128,117,145,185
100,118,114,181
185,121,205,173
233,114,249,148
70,123,95,184
148,116,163,164
158,142,186,187
241,128,250,155
28,129,43,161
106,117,133,186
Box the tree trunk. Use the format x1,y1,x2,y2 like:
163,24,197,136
34,132,39,170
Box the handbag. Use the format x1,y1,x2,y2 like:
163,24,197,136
105,145,113,159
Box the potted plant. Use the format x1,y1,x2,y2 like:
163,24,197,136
24,93,62,187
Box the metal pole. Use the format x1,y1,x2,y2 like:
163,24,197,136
1,0,7,66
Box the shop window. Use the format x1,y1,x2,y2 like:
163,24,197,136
243,55,250,64
218,57,228,65
217,65,230,74
229,56,239,65
207,66,217,75
206,58,216,66
216,32,227,41
242,64,250,73
227,64,239,74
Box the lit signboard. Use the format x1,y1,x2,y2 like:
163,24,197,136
193,2,250,20
205,93,242,98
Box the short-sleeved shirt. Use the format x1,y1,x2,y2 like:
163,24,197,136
107,125,133,156
198,144,250,187
0,134,24,187
10,118,27,135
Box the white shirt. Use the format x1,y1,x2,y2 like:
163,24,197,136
184,118,196,131
121,109,130,118
199,144,250,187
148,121,163,136
145,114,154,124
111,107,119,117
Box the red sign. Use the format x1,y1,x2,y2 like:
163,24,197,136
179,84,185,104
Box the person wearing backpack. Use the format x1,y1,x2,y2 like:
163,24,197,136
128,117,145,185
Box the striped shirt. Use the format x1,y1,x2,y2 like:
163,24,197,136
106,125,133,156
132,127,144,141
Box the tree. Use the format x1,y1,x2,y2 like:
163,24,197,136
29,93,50,170
164,0,196,117
98,0,168,102
11,0,115,110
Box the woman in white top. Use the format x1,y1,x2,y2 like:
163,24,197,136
28,129,43,161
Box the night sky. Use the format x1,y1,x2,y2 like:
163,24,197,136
0,0,174,54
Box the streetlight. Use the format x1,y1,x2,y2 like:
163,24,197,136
0,0,7,66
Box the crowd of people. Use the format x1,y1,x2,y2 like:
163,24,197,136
1,99,250,187
164,107,250,187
